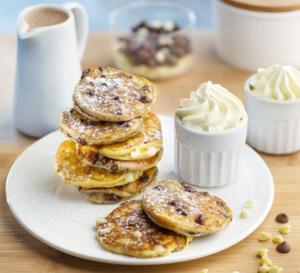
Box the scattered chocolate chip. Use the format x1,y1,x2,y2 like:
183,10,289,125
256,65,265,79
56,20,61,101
81,68,91,79
66,133,71,138
101,75,106,78
100,157,109,165
221,212,231,218
217,201,224,207
98,67,103,71
180,181,197,193
77,138,87,145
120,121,130,127
189,231,200,235
139,95,152,103
176,207,188,216
86,89,95,96
89,81,94,86
142,85,150,92
153,185,164,191
276,213,289,223
139,173,149,183
196,214,205,225
91,154,98,165
104,193,121,202
102,83,107,86
200,191,210,196
113,96,120,101
168,201,177,207
116,110,122,115
111,164,118,172
276,241,291,253
128,76,133,79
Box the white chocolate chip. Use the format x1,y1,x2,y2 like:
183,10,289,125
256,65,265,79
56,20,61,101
258,264,270,273
272,235,284,244
240,208,251,218
163,20,175,32
133,230,142,238
158,35,174,46
200,270,208,273
136,27,149,42
99,228,111,235
246,200,255,208
259,232,271,241
257,248,268,257
155,50,166,63
279,224,291,234
96,217,107,225
262,256,272,266
151,20,162,29
269,266,282,273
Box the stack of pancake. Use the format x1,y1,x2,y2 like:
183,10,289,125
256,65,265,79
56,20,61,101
55,67,163,203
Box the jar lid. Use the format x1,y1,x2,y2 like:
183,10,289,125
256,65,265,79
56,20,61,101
220,0,300,12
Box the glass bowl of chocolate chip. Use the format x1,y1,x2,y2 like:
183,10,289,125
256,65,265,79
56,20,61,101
109,1,196,80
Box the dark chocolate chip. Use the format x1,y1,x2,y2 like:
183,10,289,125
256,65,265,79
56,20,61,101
98,67,103,71
116,110,122,115
113,96,120,101
100,157,109,165
104,193,122,202
91,154,98,165
81,68,91,79
139,173,149,183
142,85,150,92
66,133,71,138
153,185,164,191
276,213,289,223
111,164,118,172
102,83,107,86
196,214,205,225
217,201,224,207
120,121,130,128
86,89,95,96
77,138,87,145
276,241,291,253
180,181,197,193
168,201,177,207
200,191,210,196
101,75,106,78
176,207,188,216
89,81,94,86
139,95,152,103
221,212,231,218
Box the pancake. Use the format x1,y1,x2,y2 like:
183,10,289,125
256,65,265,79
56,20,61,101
60,108,144,146
142,179,233,237
81,112,163,161
96,200,193,258
77,141,163,172
73,67,156,122
79,167,158,204
55,140,143,188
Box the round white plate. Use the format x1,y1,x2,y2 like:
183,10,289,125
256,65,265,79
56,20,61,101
6,115,274,265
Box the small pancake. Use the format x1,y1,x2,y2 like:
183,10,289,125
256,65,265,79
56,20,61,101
73,67,156,122
60,108,144,146
55,140,143,188
82,112,163,161
96,200,193,258
77,141,163,172
142,179,233,237
79,167,158,204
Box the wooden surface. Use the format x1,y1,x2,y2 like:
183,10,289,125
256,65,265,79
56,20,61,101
0,31,299,272
220,0,300,12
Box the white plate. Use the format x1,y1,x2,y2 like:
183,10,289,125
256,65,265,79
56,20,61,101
6,115,274,265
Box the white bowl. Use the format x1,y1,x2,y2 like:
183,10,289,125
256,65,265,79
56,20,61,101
244,77,300,154
174,113,248,187
213,0,300,72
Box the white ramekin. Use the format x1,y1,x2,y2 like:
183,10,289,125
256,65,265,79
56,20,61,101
244,77,300,154
213,0,300,72
174,113,248,187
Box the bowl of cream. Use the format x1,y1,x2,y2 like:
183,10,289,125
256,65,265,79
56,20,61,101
245,64,300,154
175,81,248,187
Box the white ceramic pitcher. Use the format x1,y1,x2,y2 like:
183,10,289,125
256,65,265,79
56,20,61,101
14,2,88,138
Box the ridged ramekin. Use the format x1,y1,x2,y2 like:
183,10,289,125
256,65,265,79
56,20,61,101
244,77,300,155
174,113,248,187
213,0,300,72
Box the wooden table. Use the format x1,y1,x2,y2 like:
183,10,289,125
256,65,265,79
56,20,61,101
1,31,299,272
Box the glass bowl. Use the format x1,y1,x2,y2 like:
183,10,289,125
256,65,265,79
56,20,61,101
109,1,196,80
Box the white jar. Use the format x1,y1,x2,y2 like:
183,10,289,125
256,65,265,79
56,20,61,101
213,0,300,72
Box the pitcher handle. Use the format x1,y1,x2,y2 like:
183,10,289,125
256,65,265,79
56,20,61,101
63,2,89,60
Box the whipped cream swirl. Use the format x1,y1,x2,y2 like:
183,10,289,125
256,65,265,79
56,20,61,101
176,81,246,131
249,64,300,101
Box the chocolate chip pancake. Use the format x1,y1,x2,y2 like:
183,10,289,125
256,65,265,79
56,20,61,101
73,67,156,122
142,179,233,237
60,108,144,146
96,200,192,258
78,167,158,204
77,141,163,173
55,140,143,188
79,112,163,161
